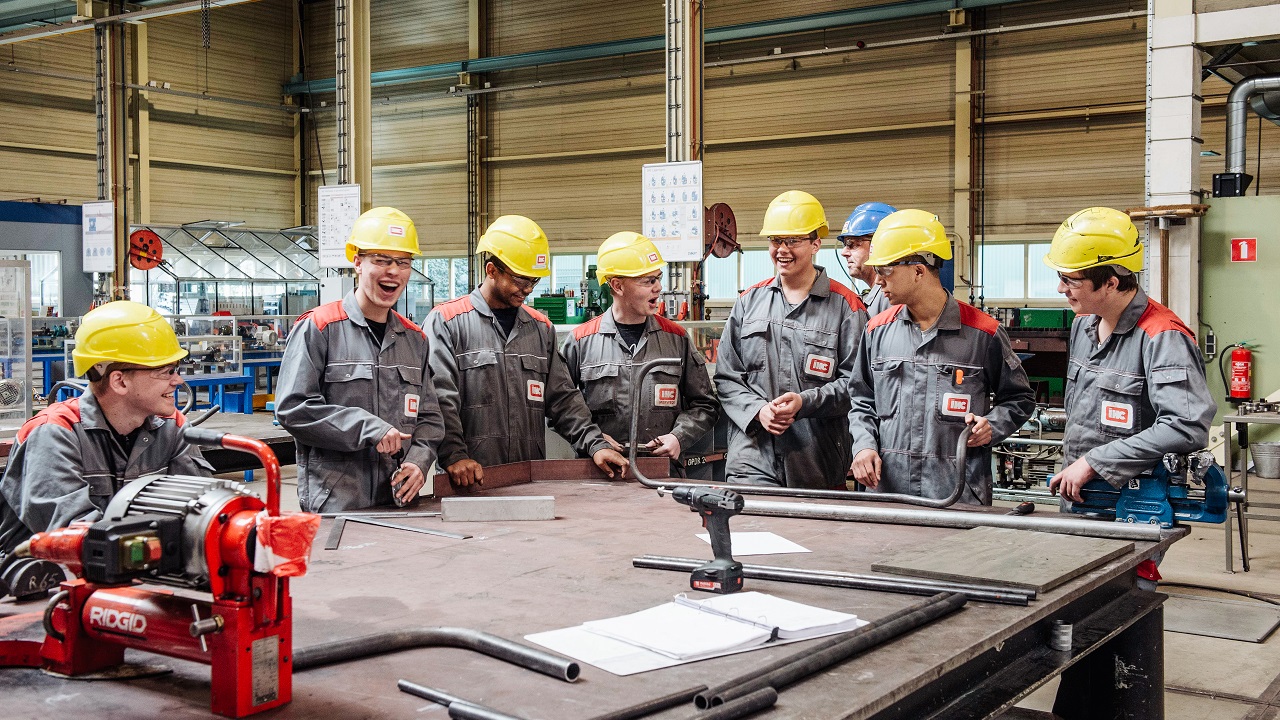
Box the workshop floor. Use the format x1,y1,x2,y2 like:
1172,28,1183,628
1006,476,1280,720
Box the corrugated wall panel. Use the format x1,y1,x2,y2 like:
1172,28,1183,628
146,0,297,226
490,153,662,254
149,165,294,227
0,150,97,203
0,33,97,203
489,0,661,55
982,116,1146,237
705,0,890,27
983,1,1146,116
490,77,664,157
706,128,955,244
372,0,468,71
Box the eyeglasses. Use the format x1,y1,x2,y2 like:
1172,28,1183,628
872,261,922,278
501,266,542,292
629,274,663,288
359,253,414,269
768,236,816,249
838,236,871,250
1056,272,1086,289
121,362,183,379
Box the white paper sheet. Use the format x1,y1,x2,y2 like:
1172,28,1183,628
696,531,811,556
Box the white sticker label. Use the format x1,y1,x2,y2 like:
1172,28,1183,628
646,251,660,263
655,384,679,408
805,354,835,379
1101,401,1134,429
533,253,548,270
941,393,970,417
527,380,545,402
404,394,419,417
387,224,405,237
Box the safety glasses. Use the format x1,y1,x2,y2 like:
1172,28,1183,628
1056,272,1086,289
768,236,816,249
872,261,923,278
359,252,414,269
501,266,542,292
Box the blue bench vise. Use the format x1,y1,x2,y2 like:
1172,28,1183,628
1069,451,1241,528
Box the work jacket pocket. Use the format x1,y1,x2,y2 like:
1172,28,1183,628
1096,372,1144,438
935,364,986,422
800,328,839,387
646,366,683,421
397,365,423,388
520,354,551,407
458,350,499,408
870,359,905,420
738,319,770,371
580,363,622,415
324,362,374,384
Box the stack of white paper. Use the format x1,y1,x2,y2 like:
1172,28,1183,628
686,592,865,640
526,592,869,676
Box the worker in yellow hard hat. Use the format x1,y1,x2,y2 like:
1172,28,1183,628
560,232,718,472
715,191,869,488
428,215,629,488
276,206,445,512
0,301,212,555
848,209,1034,505
1045,207,1214,513
1043,208,1216,711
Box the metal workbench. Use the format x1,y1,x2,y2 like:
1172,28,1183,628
0,468,1181,719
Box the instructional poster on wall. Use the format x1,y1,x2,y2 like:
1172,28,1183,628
81,201,115,273
642,161,703,262
318,184,362,269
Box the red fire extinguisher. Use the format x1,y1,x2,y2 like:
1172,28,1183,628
1230,346,1253,400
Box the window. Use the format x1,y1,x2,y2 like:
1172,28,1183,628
0,251,61,316
976,241,1067,302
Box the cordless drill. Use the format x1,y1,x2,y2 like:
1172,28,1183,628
671,486,745,594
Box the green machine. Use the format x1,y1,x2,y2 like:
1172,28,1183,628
580,264,612,320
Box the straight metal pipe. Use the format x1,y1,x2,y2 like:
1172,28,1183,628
296,628,579,682
742,499,1166,542
699,687,778,719
641,554,1035,599
588,685,708,720
397,680,527,720
708,592,968,707
694,593,957,709
633,555,1032,606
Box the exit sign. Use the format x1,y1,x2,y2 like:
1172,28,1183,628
1231,237,1257,263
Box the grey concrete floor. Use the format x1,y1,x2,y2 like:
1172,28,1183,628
1010,476,1280,720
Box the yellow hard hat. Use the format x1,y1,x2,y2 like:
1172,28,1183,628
866,209,952,266
345,207,421,262
1043,207,1143,274
596,232,666,283
759,191,829,238
477,215,551,278
72,301,187,377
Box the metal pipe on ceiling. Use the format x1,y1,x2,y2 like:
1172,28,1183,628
305,9,1144,107
283,0,1047,95
0,0,261,46
1227,74,1280,174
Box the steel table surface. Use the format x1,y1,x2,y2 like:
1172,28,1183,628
0,477,1182,719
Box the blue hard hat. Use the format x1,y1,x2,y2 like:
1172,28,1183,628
838,202,898,239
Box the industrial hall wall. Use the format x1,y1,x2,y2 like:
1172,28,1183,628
294,0,1198,265
0,0,297,228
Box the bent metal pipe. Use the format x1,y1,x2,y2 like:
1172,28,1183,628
627,357,974,507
